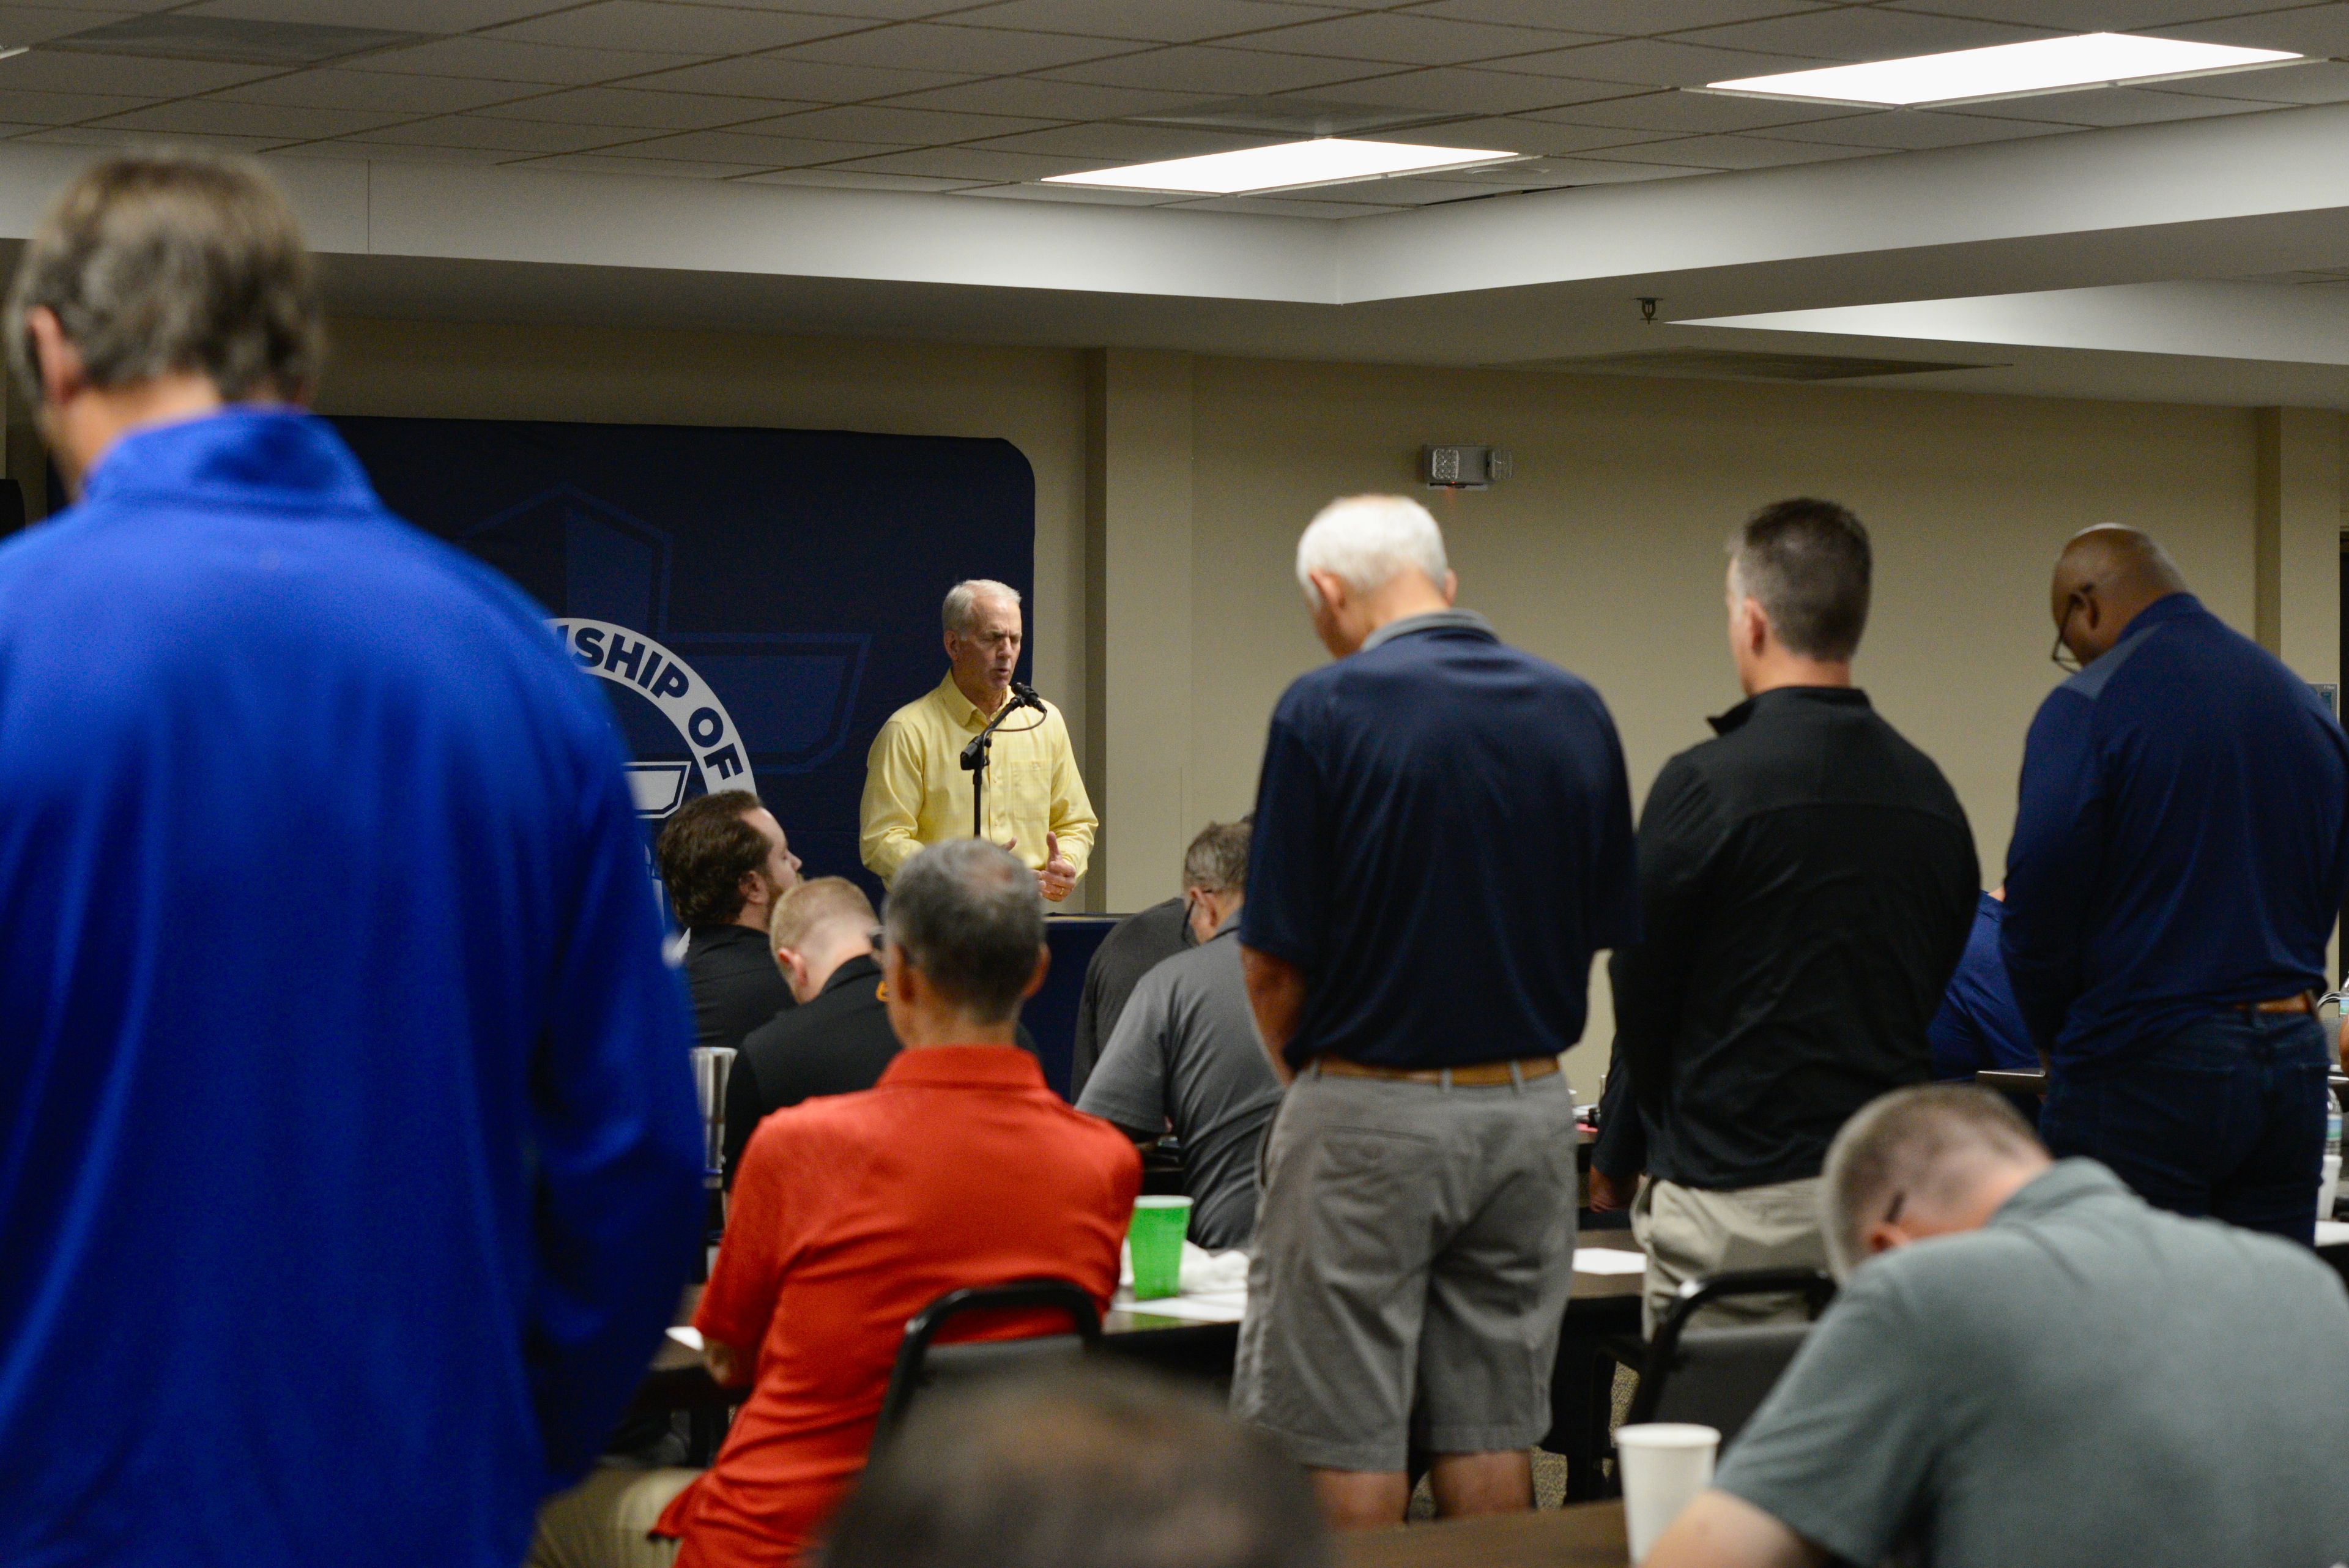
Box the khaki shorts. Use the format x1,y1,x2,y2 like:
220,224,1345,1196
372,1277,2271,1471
1631,1175,1828,1335
1231,1065,1578,1472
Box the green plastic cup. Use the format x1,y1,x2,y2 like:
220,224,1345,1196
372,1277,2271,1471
1128,1196,1192,1301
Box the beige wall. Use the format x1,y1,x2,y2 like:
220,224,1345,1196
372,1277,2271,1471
321,316,2337,1096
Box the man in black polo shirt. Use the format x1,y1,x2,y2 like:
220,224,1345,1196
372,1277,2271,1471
1235,494,1638,1531
653,790,800,1053
723,877,888,1186
1595,498,1976,1331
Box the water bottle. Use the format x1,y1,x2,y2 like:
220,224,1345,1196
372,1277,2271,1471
2326,1103,2343,1222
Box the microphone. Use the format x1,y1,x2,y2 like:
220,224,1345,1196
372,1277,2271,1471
1011,680,1045,712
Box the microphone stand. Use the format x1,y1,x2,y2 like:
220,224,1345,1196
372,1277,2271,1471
960,684,1041,841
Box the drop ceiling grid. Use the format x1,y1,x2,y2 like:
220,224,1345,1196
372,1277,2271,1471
0,0,2333,212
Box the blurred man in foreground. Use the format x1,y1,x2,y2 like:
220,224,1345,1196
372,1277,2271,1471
1646,1085,2349,1568
0,152,702,1567
819,1367,1332,1568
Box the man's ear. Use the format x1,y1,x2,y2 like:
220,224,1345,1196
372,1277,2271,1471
25,307,83,410
1864,1221,1910,1257
1439,569,1458,606
1020,943,1051,1003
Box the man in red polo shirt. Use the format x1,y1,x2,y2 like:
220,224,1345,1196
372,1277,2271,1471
527,838,1139,1568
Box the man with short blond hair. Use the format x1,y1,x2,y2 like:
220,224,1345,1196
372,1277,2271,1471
1644,1085,2349,1568
723,877,886,1182
0,152,700,1567
859,578,1096,902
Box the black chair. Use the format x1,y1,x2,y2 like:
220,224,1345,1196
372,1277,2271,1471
871,1279,1101,1451
1624,1268,1836,1453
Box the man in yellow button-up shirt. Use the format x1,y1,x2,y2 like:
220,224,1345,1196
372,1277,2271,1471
859,579,1097,902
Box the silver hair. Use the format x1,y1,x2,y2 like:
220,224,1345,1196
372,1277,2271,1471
943,579,1022,636
1818,1085,2045,1279
1294,495,1448,611
883,838,1045,1023
1181,820,1250,893
6,148,323,406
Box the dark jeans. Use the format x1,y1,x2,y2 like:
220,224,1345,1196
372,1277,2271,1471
2041,1011,2330,1243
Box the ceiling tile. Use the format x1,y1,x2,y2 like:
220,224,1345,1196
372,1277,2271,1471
2147,58,2349,100
17,124,279,150
1163,193,1403,215
472,85,796,128
877,76,1200,117
598,127,899,161
524,150,774,177
1371,113,1679,152
343,113,636,153
949,0,1346,44
1581,132,1882,169
0,49,273,92
951,179,1185,204
92,98,407,138
213,69,543,114
630,55,972,100
188,0,558,31
277,139,514,164
1528,87,1866,132
344,37,708,85
0,84,141,121
1223,12,1603,64
2154,6,2349,54
1291,63,1633,112
1881,0,2294,21
1940,84,2276,124
1404,0,1828,31
0,7,145,45
829,144,1101,179
774,21,1148,73
738,166,989,190
1041,43,1405,94
1761,106,2069,147
681,0,975,17
751,102,1055,141
488,2,873,54
23,0,174,10
972,122,1267,159
1669,9,2061,60
1491,37,1838,86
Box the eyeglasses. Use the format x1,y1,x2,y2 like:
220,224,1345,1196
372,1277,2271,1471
2050,595,2084,674
1881,1190,1906,1229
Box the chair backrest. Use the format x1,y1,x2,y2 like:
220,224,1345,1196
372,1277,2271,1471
1625,1268,1836,1452
871,1278,1102,1451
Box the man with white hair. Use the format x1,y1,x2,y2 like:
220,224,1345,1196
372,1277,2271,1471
1644,1084,2349,1568
860,578,1096,902
1234,494,1639,1530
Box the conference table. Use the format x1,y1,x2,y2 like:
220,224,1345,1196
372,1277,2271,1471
1341,1501,1628,1568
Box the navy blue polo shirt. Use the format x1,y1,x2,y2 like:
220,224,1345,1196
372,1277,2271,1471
1241,611,1639,1071
2003,592,2349,1068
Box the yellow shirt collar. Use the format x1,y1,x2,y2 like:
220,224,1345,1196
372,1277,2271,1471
932,672,1014,732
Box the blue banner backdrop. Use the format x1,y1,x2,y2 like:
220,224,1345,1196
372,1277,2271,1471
332,417,1036,897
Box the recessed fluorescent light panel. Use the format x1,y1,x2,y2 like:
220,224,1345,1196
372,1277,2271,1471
1706,32,2298,108
1042,138,1522,196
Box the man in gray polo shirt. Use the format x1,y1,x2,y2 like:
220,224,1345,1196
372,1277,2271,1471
1646,1085,2349,1568
1078,820,1281,1251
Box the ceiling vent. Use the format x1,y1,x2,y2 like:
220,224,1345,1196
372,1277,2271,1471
1518,348,2000,382
46,15,422,65
1130,97,1463,138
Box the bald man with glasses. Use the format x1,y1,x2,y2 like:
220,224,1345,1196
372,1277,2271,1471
2005,526,2349,1240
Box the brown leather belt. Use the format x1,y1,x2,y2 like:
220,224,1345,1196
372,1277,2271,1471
1314,1056,1559,1087
2236,992,2318,1016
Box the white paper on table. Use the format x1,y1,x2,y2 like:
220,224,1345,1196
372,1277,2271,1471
1115,1286,1247,1325
666,1325,704,1351
1119,1238,1250,1295
1574,1249,1649,1276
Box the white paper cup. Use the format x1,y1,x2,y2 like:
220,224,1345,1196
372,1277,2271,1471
1616,1422,1720,1563
2320,1154,2342,1221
